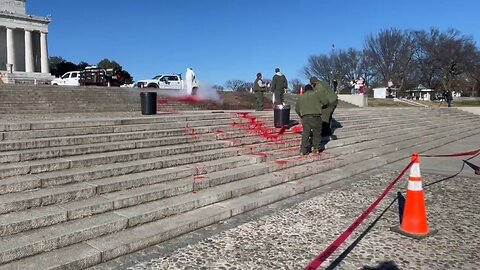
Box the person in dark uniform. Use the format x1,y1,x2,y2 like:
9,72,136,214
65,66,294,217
271,68,288,104
253,73,267,111
443,90,453,107
310,77,338,139
295,84,330,155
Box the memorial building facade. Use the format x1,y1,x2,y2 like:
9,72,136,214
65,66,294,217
0,0,53,83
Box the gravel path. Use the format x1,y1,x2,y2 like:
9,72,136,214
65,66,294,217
123,169,480,270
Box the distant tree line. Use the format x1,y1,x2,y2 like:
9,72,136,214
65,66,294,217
303,28,480,97
49,57,134,84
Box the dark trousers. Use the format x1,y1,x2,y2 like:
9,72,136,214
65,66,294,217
301,115,322,154
274,90,284,104
254,91,264,111
321,102,337,136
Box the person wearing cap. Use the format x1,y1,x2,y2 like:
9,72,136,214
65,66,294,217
310,76,338,139
253,72,267,111
295,83,330,155
271,68,288,104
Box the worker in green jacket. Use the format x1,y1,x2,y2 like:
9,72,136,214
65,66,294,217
310,77,338,139
253,72,267,111
295,83,330,155
271,68,288,104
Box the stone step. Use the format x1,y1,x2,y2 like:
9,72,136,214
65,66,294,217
0,107,460,132
0,133,218,163
0,147,244,214
0,123,237,151
0,140,232,179
0,124,471,265
0,112,475,185
0,156,257,237
0,119,475,238
0,117,240,141
4,109,458,177
0,112,235,131
0,115,475,200
264,120,477,171
3,120,476,269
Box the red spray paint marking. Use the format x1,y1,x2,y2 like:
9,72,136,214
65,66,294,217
235,112,250,119
292,126,303,134
275,160,289,166
176,96,203,104
254,152,270,158
157,95,205,107
184,127,199,139
157,99,170,105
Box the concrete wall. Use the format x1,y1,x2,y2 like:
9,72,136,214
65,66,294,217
0,0,26,15
338,94,368,107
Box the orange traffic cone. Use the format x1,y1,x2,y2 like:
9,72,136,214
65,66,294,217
300,87,304,96
392,153,437,239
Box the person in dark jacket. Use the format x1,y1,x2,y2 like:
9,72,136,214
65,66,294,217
295,84,330,155
271,68,288,104
310,77,338,139
444,90,453,107
253,73,267,111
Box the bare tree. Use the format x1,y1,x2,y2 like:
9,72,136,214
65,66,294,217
290,79,304,94
224,79,250,92
303,48,370,92
212,84,225,91
364,28,414,92
303,54,333,83
333,48,369,90
412,28,478,95
463,49,480,96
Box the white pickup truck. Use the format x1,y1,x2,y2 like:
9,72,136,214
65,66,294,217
135,68,199,95
51,71,80,86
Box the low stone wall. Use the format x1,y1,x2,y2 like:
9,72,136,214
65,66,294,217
338,94,368,107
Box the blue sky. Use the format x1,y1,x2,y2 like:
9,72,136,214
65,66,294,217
28,0,479,86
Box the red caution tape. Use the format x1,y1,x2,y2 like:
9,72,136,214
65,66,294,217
304,161,414,270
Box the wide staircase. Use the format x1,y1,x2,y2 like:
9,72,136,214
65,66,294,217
0,108,479,269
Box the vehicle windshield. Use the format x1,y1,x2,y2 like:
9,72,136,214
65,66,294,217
152,75,161,80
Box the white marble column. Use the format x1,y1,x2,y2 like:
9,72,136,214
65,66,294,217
40,32,49,74
24,30,34,73
6,27,15,72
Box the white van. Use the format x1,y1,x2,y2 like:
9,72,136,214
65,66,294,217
51,71,80,86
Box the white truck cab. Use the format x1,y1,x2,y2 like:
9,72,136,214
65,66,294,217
136,74,183,89
135,68,199,95
51,71,80,86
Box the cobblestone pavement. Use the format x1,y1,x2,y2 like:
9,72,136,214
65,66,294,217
113,167,480,270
